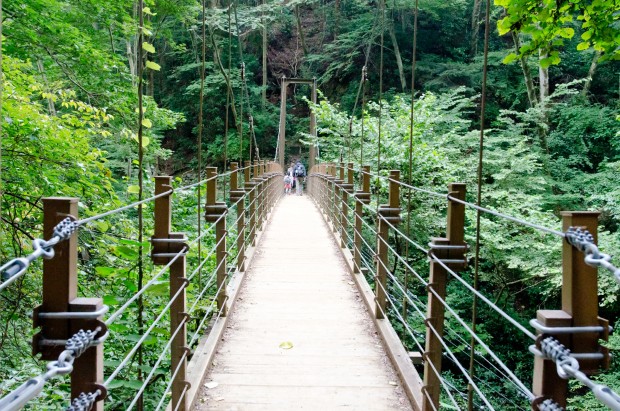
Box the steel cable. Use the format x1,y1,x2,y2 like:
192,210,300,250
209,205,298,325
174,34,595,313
125,316,188,411
154,349,190,411
105,247,187,326
104,283,186,387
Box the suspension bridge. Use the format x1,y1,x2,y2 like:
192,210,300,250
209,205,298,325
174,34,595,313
1,1,619,406
0,156,619,411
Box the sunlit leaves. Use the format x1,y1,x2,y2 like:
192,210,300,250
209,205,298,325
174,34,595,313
142,42,156,53
496,0,620,63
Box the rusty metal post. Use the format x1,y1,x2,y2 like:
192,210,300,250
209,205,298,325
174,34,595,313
150,176,189,411
422,183,467,411
230,163,246,272
354,166,371,274
34,198,106,410
531,212,606,407
375,171,401,319
205,167,228,316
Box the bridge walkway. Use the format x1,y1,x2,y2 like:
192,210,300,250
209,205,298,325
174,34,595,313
195,194,412,410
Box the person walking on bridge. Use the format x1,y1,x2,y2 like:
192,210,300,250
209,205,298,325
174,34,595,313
293,161,306,196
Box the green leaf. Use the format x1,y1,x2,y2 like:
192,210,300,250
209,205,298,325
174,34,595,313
127,185,140,194
146,282,169,296
577,41,591,50
502,53,519,64
122,334,158,345
119,239,150,247
103,295,120,305
116,245,138,259
146,61,161,71
279,341,294,349
96,266,116,277
95,220,109,232
142,42,155,53
539,57,553,69
143,7,156,16
142,118,152,128
141,26,153,36
557,27,574,39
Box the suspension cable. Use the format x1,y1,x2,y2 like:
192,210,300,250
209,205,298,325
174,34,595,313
197,0,207,290
136,2,147,401
104,280,187,387
468,0,492,407
0,0,3,224
404,0,420,330
377,0,385,190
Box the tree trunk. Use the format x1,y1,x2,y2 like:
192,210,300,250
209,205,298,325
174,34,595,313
295,5,308,56
387,16,406,92
127,40,136,80
36,59,56,116
581,51,602,98
470,0,482,56
512,32,538,108
334,0,340,40
262,0,267,104
539,50,549,103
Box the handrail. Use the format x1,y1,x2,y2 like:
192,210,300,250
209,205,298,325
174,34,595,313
0,161,284,410
307,162,616,411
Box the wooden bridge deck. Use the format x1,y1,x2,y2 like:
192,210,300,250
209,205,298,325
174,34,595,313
195,194,412,410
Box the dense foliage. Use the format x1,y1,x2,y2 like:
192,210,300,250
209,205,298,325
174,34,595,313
0,0,618,409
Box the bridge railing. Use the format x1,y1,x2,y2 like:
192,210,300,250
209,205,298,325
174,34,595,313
0,161,283,411
308,162,620,411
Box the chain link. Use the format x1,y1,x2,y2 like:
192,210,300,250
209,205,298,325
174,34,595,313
66,390,101,411
0,327,101,411
565,227,620,285
532,336,620,411
538,398,564,411
0,217,78,288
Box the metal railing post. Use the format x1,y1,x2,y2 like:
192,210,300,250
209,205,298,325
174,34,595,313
151,176,189,411
205,167,228,317
422,183,467,411
531,212,608,407
375,170,401,319
34,198,105,410
328,164,337,229
340,163,354,249
354,166,371,274
230,163,246,272
246,161,257,246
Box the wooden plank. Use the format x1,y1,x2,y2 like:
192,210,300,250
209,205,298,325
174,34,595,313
194,195,413,410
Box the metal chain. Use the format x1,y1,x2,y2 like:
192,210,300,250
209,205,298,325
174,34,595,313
0,217,78,289
565,226,620,285
537,398,564,411
532,336,620,411
0,327,102,411
66,390,101,411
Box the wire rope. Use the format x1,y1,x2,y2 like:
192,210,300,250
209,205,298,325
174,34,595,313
104,281,187,387
154,349,190,411
404,0,420,332
0,0,3,223
105,247,187,326
469,0,492,406
376,0,385,199
197,0,207,292
126,317,188,411
426,319,496,410
136,2,147,402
